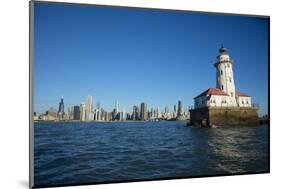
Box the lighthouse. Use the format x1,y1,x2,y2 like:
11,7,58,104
190,46,258,127
215,46,237,106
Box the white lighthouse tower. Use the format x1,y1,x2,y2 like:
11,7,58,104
214,46,237,106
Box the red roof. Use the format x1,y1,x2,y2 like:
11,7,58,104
194,88,229,99
236,91,250,97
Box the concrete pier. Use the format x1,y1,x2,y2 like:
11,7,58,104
190,106,259,127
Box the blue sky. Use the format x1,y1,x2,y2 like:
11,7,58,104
34,2,269,115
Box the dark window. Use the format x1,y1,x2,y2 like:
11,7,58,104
221,85,224,90
221,70,223,75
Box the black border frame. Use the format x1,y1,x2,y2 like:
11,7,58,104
29,1,270,188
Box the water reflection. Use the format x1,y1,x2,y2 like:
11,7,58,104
205,126,268,174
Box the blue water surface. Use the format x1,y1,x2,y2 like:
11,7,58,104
34,121,269,187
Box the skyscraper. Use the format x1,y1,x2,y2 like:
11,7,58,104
123,110,126,120
140,102,147,121
85,95,93,121
95,110,101,121
95,102,101,121
73,106,80,120
164,106,169,114
120,109,126,121
177,100,183,116
67,106,74,120
80,103,86,121
112,99,119,120
101,108,105,121
112,108,117,120
150,107,154,119
156,106,160,119
132,105,139,120
57,97,65,119
115,99,119,113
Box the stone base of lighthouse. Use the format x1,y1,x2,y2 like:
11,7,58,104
190,107,259,127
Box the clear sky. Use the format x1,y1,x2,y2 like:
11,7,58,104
34,2,269,116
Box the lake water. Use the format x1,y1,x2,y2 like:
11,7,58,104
34,121,269,187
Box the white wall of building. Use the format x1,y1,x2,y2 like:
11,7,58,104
209,95,230,107
237,96,252,107
195,95,252,108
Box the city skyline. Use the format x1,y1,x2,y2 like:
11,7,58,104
35,95,190,115
34,3,269,116
34,94,189,122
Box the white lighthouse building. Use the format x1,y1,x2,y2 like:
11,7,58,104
194,46,252,109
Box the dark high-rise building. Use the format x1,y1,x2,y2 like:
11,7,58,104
104,111,112,121
73,106,80,120
140,102,147,121
149,108,153,119
126,113,131,120
132,105,140,120
57,97,65,119
104,111,109,121
174,104,177,113
177,100,183,116
112,108,117,120
147,110,152,120
101,108,105,121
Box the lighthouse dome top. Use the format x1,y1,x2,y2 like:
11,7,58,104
219,45,228,54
